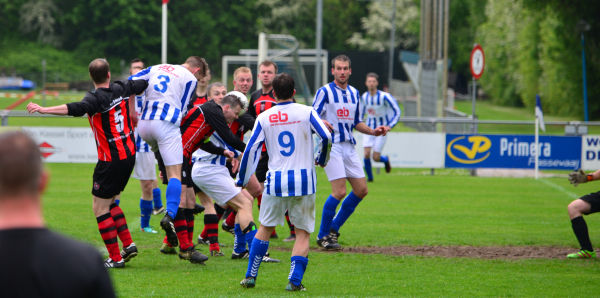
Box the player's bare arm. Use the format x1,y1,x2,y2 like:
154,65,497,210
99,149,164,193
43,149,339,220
27,103,68,115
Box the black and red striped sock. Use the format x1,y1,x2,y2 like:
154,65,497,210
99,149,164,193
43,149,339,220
225,210,236,227
205,214,220,251
110,203,133,247
285,211,296,235
175,208,192,250
97,213,122,261
185,208,195,244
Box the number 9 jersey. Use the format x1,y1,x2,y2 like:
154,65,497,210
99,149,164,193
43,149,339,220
129,64,197,126
237,102,332,197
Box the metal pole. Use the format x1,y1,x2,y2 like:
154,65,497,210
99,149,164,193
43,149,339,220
42,59,46,106
472,77,477,134
441,0,449,118
161,2,168,64
582,32,589,122
315,0,323,91
387,0,396,91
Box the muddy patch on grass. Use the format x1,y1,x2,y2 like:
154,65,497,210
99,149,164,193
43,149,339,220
337,245,574,260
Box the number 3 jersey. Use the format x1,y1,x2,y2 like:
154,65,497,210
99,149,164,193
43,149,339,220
237,102,332,197
312,82,363,144
129,64,197,126
66,80,148,161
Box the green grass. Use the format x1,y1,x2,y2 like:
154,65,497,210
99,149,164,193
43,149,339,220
1,90,89,126
40,163,600,296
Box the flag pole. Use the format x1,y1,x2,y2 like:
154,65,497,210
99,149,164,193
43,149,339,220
535,116,539,179
161,1,168,64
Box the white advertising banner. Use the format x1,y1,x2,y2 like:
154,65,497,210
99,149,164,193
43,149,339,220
582,135,600,170
21,127,97,163
355,132,446,168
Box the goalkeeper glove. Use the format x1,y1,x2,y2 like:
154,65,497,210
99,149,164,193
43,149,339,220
568,169,592,186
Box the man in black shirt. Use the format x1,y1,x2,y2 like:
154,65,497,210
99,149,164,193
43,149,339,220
0,131,115,298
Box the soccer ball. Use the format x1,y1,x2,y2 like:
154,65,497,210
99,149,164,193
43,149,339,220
226,91,248,112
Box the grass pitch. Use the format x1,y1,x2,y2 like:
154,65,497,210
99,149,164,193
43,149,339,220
41,164,600,296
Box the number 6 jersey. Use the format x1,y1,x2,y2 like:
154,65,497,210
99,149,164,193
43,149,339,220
237,102,332,197
129,64,197,126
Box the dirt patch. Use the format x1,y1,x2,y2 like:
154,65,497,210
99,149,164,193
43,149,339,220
337,245,574,260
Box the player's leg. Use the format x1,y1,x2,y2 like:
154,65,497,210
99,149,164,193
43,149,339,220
286,193,315,291
317,143,345,245
283,210,296,242
566,194,598,258
151,179,164,215
139,180,156,233
198,192,223,256
231,191,255,258
108,157,137,263
363,134,374,182
93,195,124,268
240,193,283,288
175,185,208,264
371,135,391,173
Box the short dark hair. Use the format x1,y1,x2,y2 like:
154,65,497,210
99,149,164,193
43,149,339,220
331,54,351,68
185,56,208,77
220,94,242,109
259,60,278,73
0,131,43,198
272,73,295,100
88,58,110,84
130,58,144,65
366,72,379,80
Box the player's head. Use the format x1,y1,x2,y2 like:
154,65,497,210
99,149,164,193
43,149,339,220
208,82,227,103
226,91,248,111
198,67,212,88
220,94,243,124
272,73,295,101
88,58,110,84
233,67,253,95
258,60,278,89
331,55,352,86
0,131,47,199
365,72,379,91
129,58,145,76
184,56,209,81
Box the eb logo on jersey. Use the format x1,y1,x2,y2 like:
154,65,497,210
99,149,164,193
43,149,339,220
446,135,491,164
269,111,289,123
337,108,350,118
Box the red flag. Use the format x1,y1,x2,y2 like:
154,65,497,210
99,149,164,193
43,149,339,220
162,0,168,4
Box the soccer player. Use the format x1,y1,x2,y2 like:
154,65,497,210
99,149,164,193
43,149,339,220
129,56,207,248
27,58,145,268
130,58,164,234
312,55,388,250
361,72,401,182
250,60,296,241
0,131,116,297
190,66,212,107
237,73,332,290
566,169,600,258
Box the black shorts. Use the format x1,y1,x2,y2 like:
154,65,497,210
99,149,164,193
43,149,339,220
580,191,600,214
182,156,194,188
92,156,135,199
255,151,269,183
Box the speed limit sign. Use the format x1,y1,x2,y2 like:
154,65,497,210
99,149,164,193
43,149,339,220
470,44,485,79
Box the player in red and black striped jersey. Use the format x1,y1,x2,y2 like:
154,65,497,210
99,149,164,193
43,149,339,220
188,67,211,109
249,60,297,241
159,95,247,259
27,58,147,268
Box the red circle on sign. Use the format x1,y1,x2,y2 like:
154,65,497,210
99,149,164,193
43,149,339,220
470,44,485,79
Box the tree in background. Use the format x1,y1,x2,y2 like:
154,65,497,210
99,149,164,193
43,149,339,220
346,0,419,52
19,0,60,46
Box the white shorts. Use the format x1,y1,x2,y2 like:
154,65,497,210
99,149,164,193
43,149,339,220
259,193,315,233
323,142,365,181
363,134,387,153
132,151,157,180
191,162,241,207
137,119,182,166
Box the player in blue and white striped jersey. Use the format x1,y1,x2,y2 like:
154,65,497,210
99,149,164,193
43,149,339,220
312,55,389,251
237,73,332,291
361,72,401,181
129,59,164,233
128,56,208,247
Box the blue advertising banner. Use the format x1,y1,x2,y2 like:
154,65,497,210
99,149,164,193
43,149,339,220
445,134,581,169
